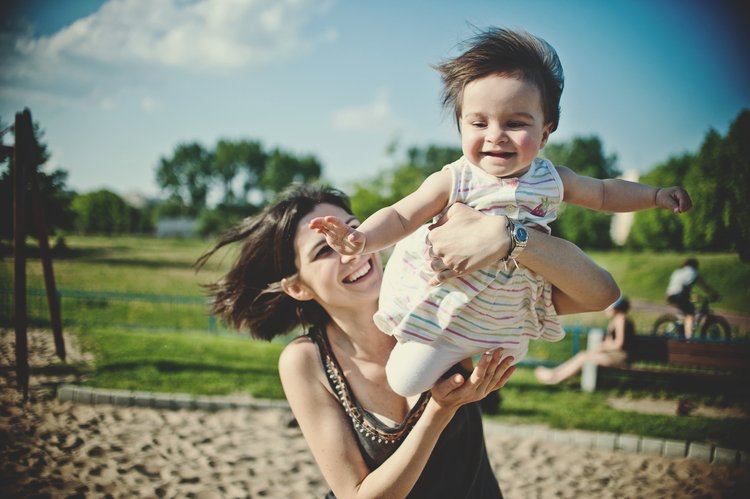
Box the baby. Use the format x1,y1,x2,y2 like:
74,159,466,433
311,27,691,396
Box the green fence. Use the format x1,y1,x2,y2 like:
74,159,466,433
0,288,218,332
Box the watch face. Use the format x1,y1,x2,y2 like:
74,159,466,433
516,226,528,242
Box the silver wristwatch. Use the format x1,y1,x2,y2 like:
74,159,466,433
503,218,528,267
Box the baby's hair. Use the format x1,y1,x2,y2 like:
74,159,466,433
434,26,564,132
195,183,352,340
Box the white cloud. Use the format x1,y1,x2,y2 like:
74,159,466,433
14,0,336,72
97,96,116,110
141,96,163,113
332,90,399,133
1,0,337,109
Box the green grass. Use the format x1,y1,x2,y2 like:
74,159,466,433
1,235,228,295
5,238,748,315
1,235,231,330
4,236,750,449
74,326,285,399
485,367,749,450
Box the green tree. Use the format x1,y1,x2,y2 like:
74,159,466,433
350,164,427,220
214,139,241,204
724,109,750,261
236,140,268,204
156,139,323,216
153,194,192,219
261,149,321,201
349,144,462,220
214,139,267,205
542,136,619,249
196,203,258,237
626,155,692,250
71,190,132,235
0,117,75,241
156,142,215,215
681,130,732,251
405,145,463,176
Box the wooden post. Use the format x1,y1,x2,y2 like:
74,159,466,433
13,109,30,400
8,107,66,396
30,147,65,361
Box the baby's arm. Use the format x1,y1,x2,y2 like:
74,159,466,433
557,165,692,214
310,170,452,255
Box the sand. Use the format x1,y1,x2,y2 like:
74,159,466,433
2,329,748,498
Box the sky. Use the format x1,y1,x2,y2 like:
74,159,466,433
1,0,748,203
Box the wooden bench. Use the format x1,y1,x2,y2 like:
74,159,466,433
587,335,750,393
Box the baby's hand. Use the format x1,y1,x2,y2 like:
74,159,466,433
656,186,692,214
308,216,366,256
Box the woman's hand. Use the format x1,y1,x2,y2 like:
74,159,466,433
426,203,509,284
428,201,619,314
430,349,515,411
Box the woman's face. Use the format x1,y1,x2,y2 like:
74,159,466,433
292,203,383,313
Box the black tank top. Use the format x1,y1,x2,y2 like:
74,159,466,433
308,327,502,499
607,316,636,362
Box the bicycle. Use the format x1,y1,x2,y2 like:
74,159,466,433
651,294,731,341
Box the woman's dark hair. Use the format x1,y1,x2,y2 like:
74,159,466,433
195,183,352,340
611,296,631,314
434,26,564,132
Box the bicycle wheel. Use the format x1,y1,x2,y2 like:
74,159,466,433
700,315,732,341
652,314,681,337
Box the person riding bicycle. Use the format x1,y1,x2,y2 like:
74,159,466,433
665,258,719,339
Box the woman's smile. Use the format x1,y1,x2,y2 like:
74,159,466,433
344,258,374,283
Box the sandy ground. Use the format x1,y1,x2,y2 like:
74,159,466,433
1,329,748,498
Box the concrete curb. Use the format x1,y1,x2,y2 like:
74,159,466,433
56,384,289,412
482,420,748,467
57,384,747,467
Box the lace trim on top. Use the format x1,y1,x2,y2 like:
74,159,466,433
310,327,430,445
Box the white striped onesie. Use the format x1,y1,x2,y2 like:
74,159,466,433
376,156,566,396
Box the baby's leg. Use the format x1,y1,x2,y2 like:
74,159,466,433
385,338,473,397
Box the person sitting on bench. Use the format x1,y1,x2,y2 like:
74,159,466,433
535,297,635,385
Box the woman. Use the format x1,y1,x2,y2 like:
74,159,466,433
534,296,635,385
197,184,618,498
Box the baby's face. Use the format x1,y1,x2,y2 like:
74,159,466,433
460,73,552,178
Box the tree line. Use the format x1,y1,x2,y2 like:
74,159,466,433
0,133,322,239
347,109,749,261
1,109,748,261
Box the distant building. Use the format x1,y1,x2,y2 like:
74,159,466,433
155,217,198,238
610,170,639,246
122,191,149,209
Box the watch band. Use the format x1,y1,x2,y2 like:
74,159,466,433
501,218,528,269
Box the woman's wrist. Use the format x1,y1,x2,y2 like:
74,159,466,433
501,218,529,265
424,398,460,425
495,215,512,261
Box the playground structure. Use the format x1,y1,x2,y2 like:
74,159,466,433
2,108,65,400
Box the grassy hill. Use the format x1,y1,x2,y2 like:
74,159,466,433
589,250,748,315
